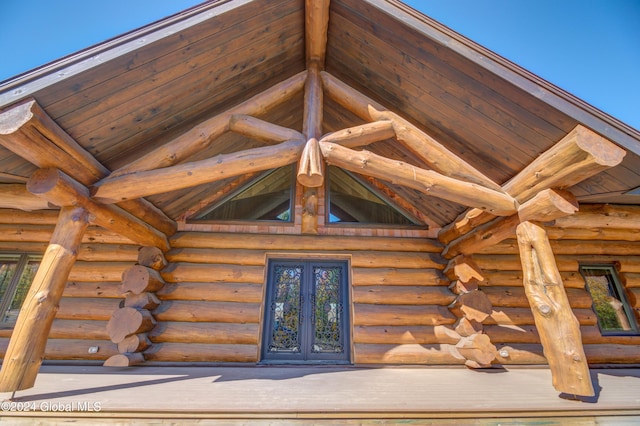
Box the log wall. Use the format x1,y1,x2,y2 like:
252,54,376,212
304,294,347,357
1,206,640,366
477,218,640,365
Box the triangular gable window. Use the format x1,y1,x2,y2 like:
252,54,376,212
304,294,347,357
192,165,294,222
327,166,420,226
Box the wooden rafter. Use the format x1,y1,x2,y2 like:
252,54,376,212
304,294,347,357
229,114,304,143
319,141,517,216
0,98,176,236
92,139,306,203
439,125,627,244
298,63,324,188
305,0,331,67
0,184,53,211
321,72,501,191
109,71,307,178
29,168,169,251
320,121,395,148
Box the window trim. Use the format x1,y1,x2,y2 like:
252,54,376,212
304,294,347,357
579,263,639,336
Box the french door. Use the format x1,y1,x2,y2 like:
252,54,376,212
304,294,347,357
262,260,350,363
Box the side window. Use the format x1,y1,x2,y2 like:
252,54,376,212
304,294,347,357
0,254,40,327
580,264,638,335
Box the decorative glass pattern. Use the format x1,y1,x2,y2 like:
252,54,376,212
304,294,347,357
311,266,344,353
267,264,303,353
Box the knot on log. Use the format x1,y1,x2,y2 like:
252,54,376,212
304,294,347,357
36,291,50,304
538,304,552,315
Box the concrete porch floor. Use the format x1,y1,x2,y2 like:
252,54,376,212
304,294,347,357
1,364,639,424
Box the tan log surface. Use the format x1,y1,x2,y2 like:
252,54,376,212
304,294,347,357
117,334,152,353
485,307,597,326
56,297,121,321
353,305,456,326
320,141,517,216
149,322,259,345
354,343,465,365
0,206,88,392
137,246,168,271
482,286,593,309
161,263,265,284
48,319,109,340
353,286,456,306
353,325,460,345
153,300,260,324
143,342,257,363
157,282,263,303
104,352,145,367
106,308,156,343
122,265,165,295
0,338,118,361
516,221,593,396
0,184,53,211
69,261,133,282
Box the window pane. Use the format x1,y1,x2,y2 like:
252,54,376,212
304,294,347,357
1,257,40,324
581,266,637,333
0,261,18,302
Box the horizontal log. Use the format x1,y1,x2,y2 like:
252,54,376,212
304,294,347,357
0,241,48,253
0,338,117,361
485,308,597,326
481,287,593,309
104,352,145,367
485,273,579,292
320,142,517,216
166,248,445,269
69,262,132,282
49,319,109,340
149,322,259,345
352,268,447,286
546,227,640,242
63,281,122,298
480,239,640,257
56,297,121,321
156,282,263,303
495,343,640,365
353,325,460,345
170,232,443,253
353,286,455,306
473,254,640,273
143,342,257,363
77,244,139,262
354,343,465,364
0,209,59,224
551,211,640,231
0,184,53,211
486,324,640,345
624,273,640,288
153,300,260,323
161,263,265,284
353,304,456,326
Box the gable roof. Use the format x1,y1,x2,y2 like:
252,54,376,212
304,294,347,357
1,0,639,228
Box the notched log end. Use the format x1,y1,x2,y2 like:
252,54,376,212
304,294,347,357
0,99,37,134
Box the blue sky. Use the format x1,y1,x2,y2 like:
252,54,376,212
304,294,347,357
1,0,639,130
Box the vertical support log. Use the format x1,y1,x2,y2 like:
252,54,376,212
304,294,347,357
300,64,324,234
0,206,88,392
516,221,594,396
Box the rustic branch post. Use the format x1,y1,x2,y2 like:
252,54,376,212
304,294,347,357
516,221,594,396
0,206,88,393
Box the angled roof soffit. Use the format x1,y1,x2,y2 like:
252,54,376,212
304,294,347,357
372,0,640,156
0,0,254,108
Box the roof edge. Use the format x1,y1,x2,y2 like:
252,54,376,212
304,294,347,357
0,0,251,109
373,0,640,156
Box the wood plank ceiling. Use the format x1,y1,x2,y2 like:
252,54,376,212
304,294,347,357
1,0,639,227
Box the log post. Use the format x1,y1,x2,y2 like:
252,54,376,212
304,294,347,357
516,221,594,396
298,64,324,188
0,206,88,392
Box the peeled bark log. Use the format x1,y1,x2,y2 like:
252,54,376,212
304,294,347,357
103,352,145,367
456,333,497,368
516,221,594,396
353,325,460,345
117,333,152,353
121,265,165,295
455,290,493,323
320,121,395,148
149,322,258,345
124,292,161,310
455,317,483,337
0,184,53,211
143,342,258,363
229,114,304,144
353,304,456,326
137,246,167,271
305,0,330,65
444,255,484,283
106,307,156,343
353,286,455,306
354,343,465,365
0,206,88,392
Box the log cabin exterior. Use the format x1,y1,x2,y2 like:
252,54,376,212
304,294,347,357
0,0,640,403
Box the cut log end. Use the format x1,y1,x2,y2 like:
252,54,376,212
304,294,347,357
103,352,145,367
297,172,324,188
